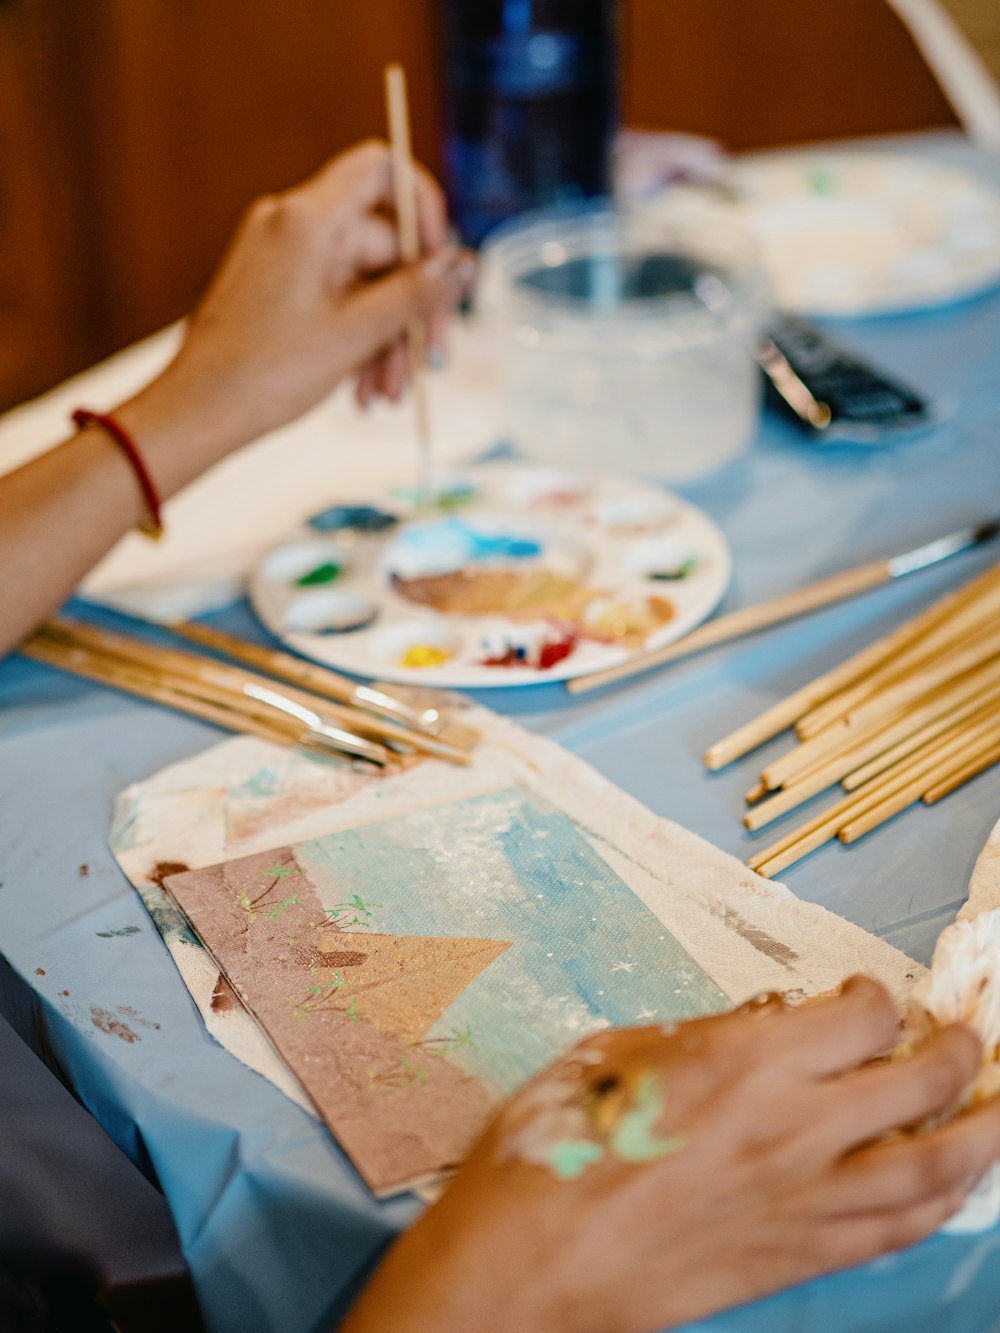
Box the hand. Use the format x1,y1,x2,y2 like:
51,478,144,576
0,140,474,660
125,140,474,459
342,977,1000,1333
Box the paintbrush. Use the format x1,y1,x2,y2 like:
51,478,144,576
165,619,468,744
567,516,1000,697
385,62,434,505
32,618,474,766
22,633,389,767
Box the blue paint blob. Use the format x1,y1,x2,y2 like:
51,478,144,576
308,505,398,534
389,519,543,579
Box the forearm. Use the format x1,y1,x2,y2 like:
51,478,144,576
337,1173,563,1333
0,367,249,656
0,140,471,661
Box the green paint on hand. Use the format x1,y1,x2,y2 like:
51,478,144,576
295,561,342,587
96,926,142,938
610,1073,684,1163
547,1139,605,1180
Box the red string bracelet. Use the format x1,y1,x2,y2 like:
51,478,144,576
71,408,165,539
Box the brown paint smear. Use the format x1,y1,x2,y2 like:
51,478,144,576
149,860,191,890
715,907,799,971
393,568,580,616
90,1005,140,1043
210,974,242,1015
116,1005,160,1031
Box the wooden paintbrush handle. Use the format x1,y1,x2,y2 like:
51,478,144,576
170,620,354,704
568,558,892,697
704,560,1000,770
21,638,298,749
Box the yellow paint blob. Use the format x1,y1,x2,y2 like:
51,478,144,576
400,643,451,669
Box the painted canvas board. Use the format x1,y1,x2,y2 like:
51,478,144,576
113,704,921,1195
163,786,734,1194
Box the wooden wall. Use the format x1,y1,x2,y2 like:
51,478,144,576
1,0,958,413
623,0,956,147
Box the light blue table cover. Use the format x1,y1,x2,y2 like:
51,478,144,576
3,133,1000,1333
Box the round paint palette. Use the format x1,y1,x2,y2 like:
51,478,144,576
249,464,731,688
730,151,1000,317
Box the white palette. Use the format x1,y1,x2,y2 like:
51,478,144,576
731,150,1000,317
249,463,731,689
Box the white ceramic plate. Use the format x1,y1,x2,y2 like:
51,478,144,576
249,463,731,689
731,150,1000,317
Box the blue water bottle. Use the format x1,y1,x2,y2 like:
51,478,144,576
440,0,619,246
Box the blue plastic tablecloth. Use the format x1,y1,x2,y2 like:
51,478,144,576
4,135,1000,1332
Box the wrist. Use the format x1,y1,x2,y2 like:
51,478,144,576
112,359,259,502
342,1184,569,1333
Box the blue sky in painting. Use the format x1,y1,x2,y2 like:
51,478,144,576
298,787,728,1094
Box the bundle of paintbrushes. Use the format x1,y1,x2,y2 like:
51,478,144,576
21,618,476,770
704,561,1000,877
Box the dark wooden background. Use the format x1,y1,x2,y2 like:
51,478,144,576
2,0,957,413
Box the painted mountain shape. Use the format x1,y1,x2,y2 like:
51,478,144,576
164,849,515,1191
315,931,512,1042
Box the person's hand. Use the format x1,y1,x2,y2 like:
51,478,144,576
342,977,1000,1333
123,140,474,460
0,139,474,658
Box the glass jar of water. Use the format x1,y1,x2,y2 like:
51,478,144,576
478,205,768,480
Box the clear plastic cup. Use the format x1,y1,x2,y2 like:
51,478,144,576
478,205,768,480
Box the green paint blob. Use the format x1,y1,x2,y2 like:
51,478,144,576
148,905,200,950
547,1139,605,1180
806,166,836,195
96,926,142,938
296,561,342,587
650,557,696,581
436,486,476,510
610,1073,685,1164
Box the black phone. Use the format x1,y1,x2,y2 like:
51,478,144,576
757,313,935,443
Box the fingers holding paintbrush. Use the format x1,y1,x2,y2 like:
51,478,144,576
385,61,439,502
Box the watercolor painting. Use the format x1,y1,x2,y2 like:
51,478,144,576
163,785,731,1194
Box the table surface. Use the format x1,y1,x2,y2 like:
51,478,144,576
4,133,1000,1333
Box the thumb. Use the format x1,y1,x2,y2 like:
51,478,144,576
333,247,476,374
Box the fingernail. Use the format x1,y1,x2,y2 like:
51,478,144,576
426,344,445,370
421,247,456,280
455,254,477,285
422,247,477,285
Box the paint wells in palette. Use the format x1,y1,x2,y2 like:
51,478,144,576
504,467,588,510
383,516,588,622
382,517,547,581
581,593,675,646
591,492,677,535
262,539,352,588
391,476,477,510
308,504,399,534
479,622,578,670
392,568,584,619
249,464,732,687
371,620,461,669
622,534,698,582
284,588,378,635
